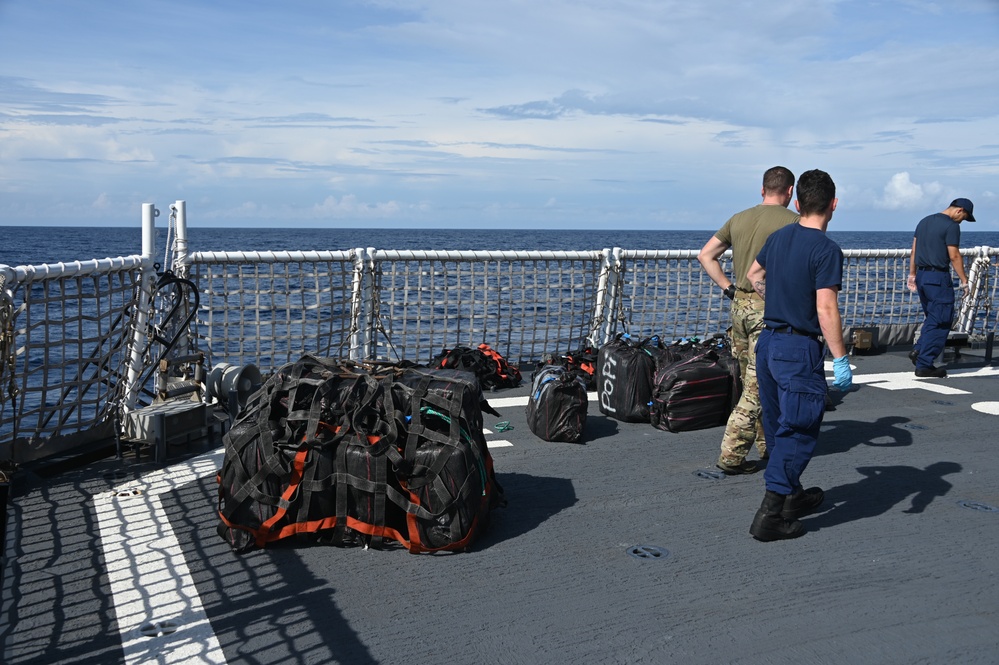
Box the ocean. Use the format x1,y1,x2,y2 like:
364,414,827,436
3,226,999,268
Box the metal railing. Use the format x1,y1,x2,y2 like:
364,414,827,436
1,200,996,463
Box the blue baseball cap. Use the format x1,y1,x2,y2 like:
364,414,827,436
951,198,976,222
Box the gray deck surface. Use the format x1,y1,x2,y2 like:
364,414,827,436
3,348,999,664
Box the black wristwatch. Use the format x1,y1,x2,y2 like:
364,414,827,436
723,284,736,300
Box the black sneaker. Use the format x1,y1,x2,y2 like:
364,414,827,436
908,348,919,365
915,366,947,378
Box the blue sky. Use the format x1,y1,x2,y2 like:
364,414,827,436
0,0,997,231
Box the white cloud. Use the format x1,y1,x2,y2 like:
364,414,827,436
876,172,944,210
1,1,998,229
312,195,401,219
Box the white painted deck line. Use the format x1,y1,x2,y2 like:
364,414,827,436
484,392,598,410
92,423,516,664
486,395,530,408
94,447,227,665
845,365,999,395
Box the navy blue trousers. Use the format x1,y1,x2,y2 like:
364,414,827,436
755,328,827,495
914,270,955,369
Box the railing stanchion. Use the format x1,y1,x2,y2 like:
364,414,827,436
122,204,159,414
349,247,373,361
172,200,189,276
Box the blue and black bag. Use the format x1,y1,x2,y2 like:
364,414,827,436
526,365,588,443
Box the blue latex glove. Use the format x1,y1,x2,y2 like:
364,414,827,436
832,356,853,392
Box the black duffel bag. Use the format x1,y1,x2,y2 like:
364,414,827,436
596,334,673,422
649,341,738,433
526,365,588,442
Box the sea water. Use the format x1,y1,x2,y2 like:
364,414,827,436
4,226,999,267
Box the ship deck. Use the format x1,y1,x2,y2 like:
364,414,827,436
3,347,999,664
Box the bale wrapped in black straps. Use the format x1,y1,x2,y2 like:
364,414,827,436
216,355,504,554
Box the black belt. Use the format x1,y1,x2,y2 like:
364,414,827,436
918,266,948,272
766,326,820,340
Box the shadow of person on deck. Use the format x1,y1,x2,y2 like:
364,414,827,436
812,415,914,457
804,461,962,532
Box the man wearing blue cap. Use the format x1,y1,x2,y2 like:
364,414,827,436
907,198,976,378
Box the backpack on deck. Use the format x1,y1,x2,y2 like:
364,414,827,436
596,334,672,423
526,365,588,442
431,343,522,390
649,339,739,433
533,345,598,391
216,356,503,554
564,346,598,389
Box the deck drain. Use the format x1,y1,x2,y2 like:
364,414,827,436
932,400,954,406
902,423,929,431
957,500,999,513
139,620,178,638
627,545,670,561
693,469,726,480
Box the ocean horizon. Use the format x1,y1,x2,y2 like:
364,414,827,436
4,225,999,268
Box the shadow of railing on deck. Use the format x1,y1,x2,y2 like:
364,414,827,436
165,475,379,665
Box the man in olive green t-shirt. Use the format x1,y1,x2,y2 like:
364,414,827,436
697,166,799,474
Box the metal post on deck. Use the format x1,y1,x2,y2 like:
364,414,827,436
168,200,194,358
586,248,613,348
955,247,985,333
122,204,159,413
594,247,624,347
349,247,373,361
171,200,189,276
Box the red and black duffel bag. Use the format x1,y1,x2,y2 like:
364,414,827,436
431,343,522,390
649,338,740,433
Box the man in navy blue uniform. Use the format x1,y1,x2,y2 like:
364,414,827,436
907,198,975,378
745,169,852,541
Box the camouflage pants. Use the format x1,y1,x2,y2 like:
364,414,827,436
718,291,767,466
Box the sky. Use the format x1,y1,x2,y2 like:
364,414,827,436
0,0,997,231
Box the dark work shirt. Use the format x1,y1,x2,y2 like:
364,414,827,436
756,224,844,336
913,212,960,270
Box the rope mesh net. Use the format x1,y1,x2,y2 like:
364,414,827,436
369,251,603,366
190,254,355,371
617,250,728,339
3,245,999,455
0,263,140,445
